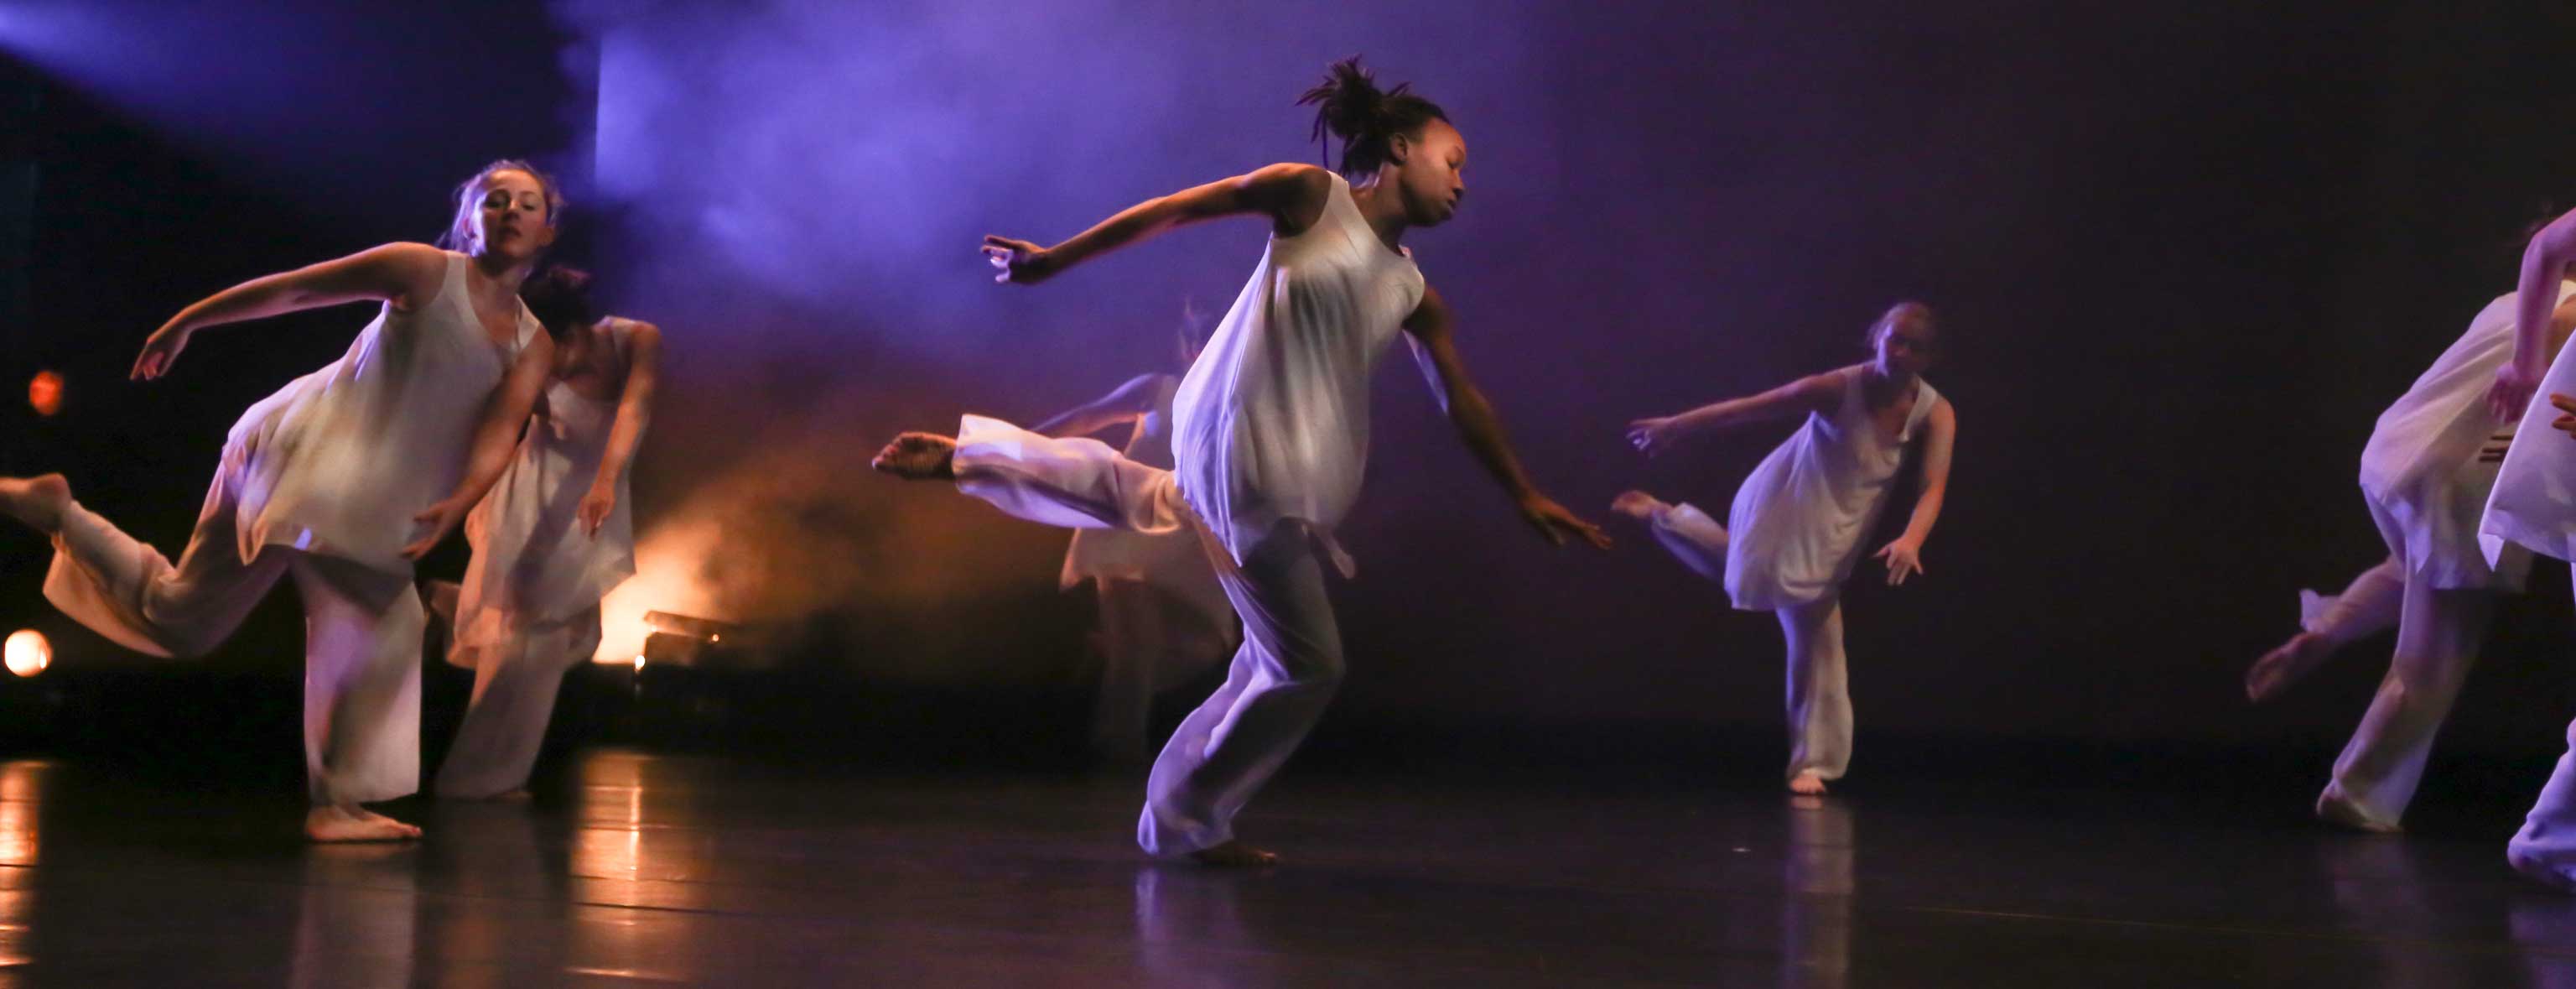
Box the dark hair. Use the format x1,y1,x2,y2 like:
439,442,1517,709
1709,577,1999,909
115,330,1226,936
520,264,594,343
1297,56,1449,177
439,159,567,252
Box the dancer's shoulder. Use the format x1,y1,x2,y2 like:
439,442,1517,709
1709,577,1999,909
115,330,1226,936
1236,164,1334,228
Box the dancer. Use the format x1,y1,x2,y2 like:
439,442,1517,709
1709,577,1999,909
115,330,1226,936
2258,280,2576,831
1618,302,1956,796
1031,303,1238,764
434,266,658,799
2247,400,2519,706
0,160,563,841
2480,206,2576,889
875,57,1607,866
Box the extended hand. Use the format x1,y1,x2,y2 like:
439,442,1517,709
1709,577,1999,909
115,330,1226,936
130,325,194,381
1874,537,1924,586
401,496,471,560
1519,492,1612,549
577,486,616,537
1623,415,1689,458
2490,359,2542,422
982,235,1053,285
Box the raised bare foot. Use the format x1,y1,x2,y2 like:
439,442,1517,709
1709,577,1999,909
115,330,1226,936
2314,789,2400,834
1186,841,1279,868
305,805,423,843
870,433,958,481
1788,771,1829,796
1610,490,1665,521
0,474,71,533
2246,632,2334,702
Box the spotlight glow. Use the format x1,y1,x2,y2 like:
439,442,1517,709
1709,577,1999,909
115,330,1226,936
26,371,61,418
3,632,49,678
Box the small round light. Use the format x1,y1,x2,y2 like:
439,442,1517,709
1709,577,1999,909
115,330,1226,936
3,632,49,678
631,653,647,671
27,372,63,418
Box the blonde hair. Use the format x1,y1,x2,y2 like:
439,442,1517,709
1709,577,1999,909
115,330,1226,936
438,159,566,252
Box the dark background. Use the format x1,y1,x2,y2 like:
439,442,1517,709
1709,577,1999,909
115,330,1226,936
5,1,2576,787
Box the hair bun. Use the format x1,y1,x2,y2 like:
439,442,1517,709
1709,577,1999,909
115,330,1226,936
1295,55,1448,175
1301,56,1390,144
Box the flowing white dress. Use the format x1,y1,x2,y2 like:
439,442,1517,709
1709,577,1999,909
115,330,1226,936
2313,288,2574,829
1644,369,1938,783
43,251,537,804
950,172,1426,854
2479,284,2576,886
1724,372,1939,611
436,317,641,798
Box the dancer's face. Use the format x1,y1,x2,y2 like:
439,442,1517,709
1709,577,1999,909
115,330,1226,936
1872,316,1936,378
1390,119,1467,227
464,169,557,263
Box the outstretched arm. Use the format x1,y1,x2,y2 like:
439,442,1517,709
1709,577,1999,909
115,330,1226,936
2496,211,2576,419
132,242,448,380
1404,284,1610,549
577,321,663,536
1032,372,1171,439
402,333,558,560
983,164,1332,284
1625,370,1845,458
1873,398,1956,586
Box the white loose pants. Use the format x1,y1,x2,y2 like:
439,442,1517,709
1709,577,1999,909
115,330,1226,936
950,416,1339,855
1649,502,1852,781
42,467,423,805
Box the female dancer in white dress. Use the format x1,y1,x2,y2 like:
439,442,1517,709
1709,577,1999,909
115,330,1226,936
2244,284,2576,831
2246,281,2565,705
2475,206,2576,890
1617,303,1957,796
873,58,1608,866
1031,306,1237,764
0,161,562,841
434,266,659,799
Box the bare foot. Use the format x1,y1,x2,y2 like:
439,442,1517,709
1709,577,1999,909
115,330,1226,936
305,805,423,843
2246,632,2334,702
870,433,958,481
1788,771,1829,796
0,474,71,533
1186,841,1278,868
2314,789,2400,834
1610,490,1665,521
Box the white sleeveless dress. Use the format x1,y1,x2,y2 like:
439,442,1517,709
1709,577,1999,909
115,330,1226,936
1171,171,1426,576
40,249,534,805
229,253,542,573
434,317,640,799
449,316,640,668
2481,285,2576,565
1725,371,1939,611
946,171,1431,855
2365,288,2571,589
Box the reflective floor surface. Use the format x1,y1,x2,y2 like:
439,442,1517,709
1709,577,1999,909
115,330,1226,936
0,750,2564,986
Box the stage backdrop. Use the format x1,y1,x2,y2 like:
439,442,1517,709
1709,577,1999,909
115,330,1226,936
8,0,2576,758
